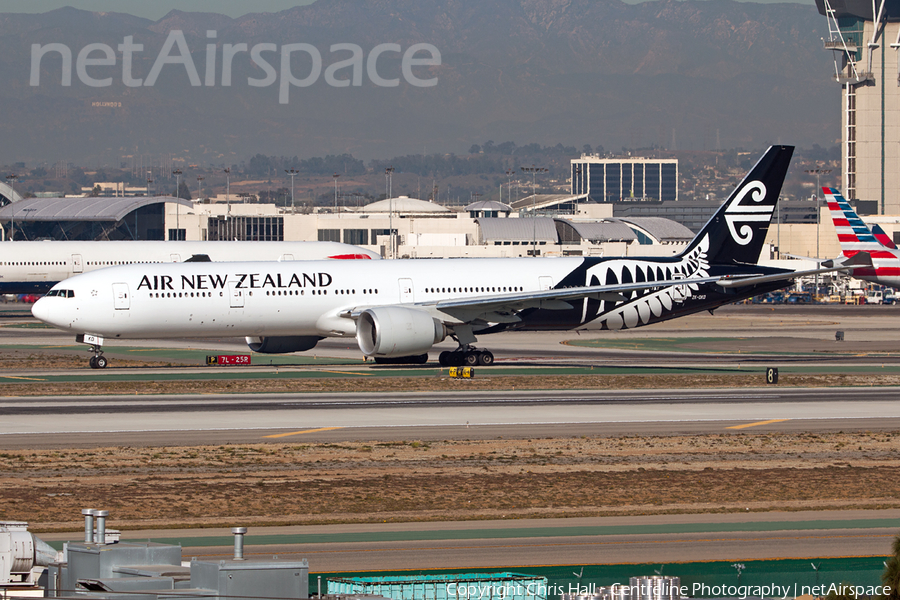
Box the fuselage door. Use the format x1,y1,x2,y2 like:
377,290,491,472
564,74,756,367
170,254,181,262
72,254,83,273
398,278,414,303
228,281,244,308
280,254,294,262
538,276,553,291
112,282,130,310
673,272,687,302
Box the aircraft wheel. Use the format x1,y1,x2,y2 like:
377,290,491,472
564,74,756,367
95,356,108,369
414,353,429,365
439,351,451,366
477,351,494,366
89,356,98,369
463,352,479,367
450,352,465,367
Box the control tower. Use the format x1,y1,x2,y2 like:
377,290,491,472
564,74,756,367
817,0,900,214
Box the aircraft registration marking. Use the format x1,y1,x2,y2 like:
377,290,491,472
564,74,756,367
726,418,790,430
264,426,344,439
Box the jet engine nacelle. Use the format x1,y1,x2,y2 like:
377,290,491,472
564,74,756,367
356,307,446,358
245,336,323,354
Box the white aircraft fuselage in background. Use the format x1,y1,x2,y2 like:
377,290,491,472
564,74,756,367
0,240,379,294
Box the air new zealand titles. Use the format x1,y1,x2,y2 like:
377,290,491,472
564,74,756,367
136,272,334,292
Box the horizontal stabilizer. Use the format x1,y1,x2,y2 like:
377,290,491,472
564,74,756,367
716,252,872,288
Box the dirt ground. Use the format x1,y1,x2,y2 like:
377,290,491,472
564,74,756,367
2,431,898,533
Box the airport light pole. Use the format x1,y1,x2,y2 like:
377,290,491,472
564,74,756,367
285,168,299,212
196,176,204,202
146,171,153,197
505,168,515,204
520,165,548,257
224,168,231,215
333,173,340,217
5,174,17,241
172,169,182,238
172,169,183,198
572,165,581,214
385,166,394,258
805,168,832,300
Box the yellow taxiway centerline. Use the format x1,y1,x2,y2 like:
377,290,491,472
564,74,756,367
726,418,790,430
264,426,345,439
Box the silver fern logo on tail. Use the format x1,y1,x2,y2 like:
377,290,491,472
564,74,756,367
724,181,771,246
595,234,711,330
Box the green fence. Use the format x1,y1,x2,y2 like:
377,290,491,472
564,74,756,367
320,556,889,599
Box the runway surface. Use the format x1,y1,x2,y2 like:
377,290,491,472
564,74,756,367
2,386,899,448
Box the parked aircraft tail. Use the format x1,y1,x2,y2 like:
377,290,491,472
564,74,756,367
824,187,898,257
681,145,793,267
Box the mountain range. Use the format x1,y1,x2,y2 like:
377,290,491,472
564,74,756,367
0,0,836,166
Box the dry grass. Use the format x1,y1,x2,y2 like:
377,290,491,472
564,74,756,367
3,431,898,533
4,372,900,397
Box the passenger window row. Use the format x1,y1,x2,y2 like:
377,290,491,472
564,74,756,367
88,261,159,266
147,289,382,299
424,286,523,294
150,292,220,298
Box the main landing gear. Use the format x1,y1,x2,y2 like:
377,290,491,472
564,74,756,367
438,347,494,367
88,344,107,369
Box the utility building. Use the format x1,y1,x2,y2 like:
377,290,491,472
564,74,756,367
817,0,900,213
571,156,678,203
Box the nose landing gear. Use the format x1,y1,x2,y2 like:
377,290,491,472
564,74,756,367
88,345,108,369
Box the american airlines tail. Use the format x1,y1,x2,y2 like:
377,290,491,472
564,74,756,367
825,186,900,287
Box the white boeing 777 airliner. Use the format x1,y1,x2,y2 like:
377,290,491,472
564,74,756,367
32,146,868,368
0,240,378,294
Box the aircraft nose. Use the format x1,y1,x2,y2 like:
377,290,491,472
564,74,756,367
31,297,51,324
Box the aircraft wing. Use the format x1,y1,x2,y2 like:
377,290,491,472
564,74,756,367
341,275,723,324
419,252,872,324
342,253,871,326
427,275,724,323
716,251,873,288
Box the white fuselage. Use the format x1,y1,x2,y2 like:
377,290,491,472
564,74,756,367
33,258,578,339
0,240,379,294
32,246,724,342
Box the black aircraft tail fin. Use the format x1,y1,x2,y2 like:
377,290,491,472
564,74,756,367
681,145,794,267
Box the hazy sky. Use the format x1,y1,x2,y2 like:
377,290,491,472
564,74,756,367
0,0,812,19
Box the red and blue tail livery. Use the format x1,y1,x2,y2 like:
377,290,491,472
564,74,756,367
825,187,900,287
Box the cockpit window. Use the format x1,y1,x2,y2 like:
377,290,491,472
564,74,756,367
45,289,74,298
